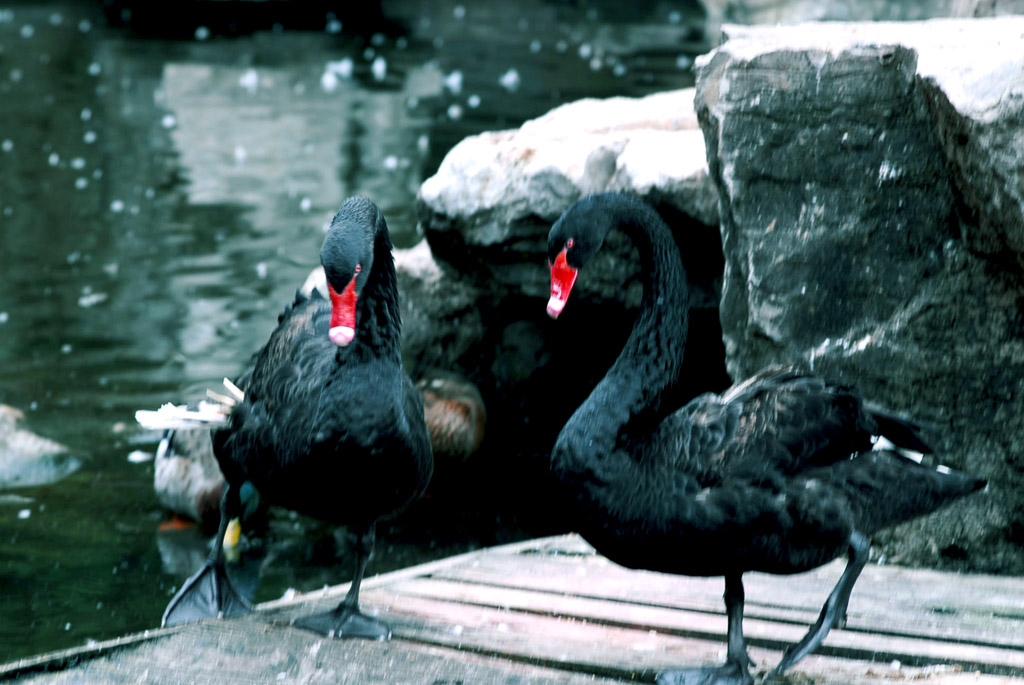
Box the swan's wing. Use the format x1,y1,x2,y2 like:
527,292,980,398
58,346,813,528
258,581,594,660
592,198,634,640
659,365,879,484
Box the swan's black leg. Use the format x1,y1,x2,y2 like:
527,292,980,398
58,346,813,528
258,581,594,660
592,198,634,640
162,485,252,626
294,522,391,640
766,531,870,680
657,573,754,685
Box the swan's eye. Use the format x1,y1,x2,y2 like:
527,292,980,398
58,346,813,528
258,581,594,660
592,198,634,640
354,264,362,273
566,238,574,249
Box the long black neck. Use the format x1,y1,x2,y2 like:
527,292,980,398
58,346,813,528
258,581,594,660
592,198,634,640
553,197,690,482
350,231,402,364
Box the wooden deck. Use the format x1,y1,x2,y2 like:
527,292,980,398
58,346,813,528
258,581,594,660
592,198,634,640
3,534,1022,684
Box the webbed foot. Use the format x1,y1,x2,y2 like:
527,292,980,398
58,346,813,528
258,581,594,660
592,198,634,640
162,560,252,627
657,661,754,685
293,603,391,640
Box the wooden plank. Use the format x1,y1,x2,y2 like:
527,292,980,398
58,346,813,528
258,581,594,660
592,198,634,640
372,578,1024,673
12,614,625,685
428,539,1024,650
6,535,1024,685
259,585,1023,684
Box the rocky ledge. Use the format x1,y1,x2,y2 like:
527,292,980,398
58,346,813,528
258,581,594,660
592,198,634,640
406,17,1024,573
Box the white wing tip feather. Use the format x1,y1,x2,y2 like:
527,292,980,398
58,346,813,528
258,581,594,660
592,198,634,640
872,435,925,463
135,400,231,430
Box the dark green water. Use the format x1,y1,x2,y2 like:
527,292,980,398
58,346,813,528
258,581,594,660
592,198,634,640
0,0,700,662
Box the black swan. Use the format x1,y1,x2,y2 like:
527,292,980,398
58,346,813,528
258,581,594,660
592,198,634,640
160,196,433,640
544,192,986,684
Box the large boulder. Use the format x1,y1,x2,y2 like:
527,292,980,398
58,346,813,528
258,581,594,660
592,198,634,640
412,89,729,478
695,18,1024,573
700,0,1024,47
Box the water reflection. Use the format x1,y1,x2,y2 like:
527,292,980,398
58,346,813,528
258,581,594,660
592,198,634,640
0,0,701,662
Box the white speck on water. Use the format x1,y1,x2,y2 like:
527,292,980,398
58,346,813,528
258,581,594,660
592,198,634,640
612,63,627,77
233,145,247,164
0,312,8,324
160,113,176,129
555,39,568,53
64,623,71,631
18,509,31,520
238,68,258,93
92,168,103,180
371,56,387,81
78,19,91,33
103,262,119,276
78,292,108,308
325,17,342,34
255,262,268,279
450,625,464,636
320,59,353,91
589,57,602,71
1,140,12,153
47,152,59,166
83,131,97,144
9,68,23,83
74,177,88,190
61,343,73,354
453,4,466,19
467,94,481,108
299,197,312,212
446,103,463,120
276,673,286,681
498,68,520,92
20,24,34,39
668,10,682,23
676,55,694,70
529,39,541,53
194,26,210,41
383,155,399,170
49,12,63,25
890,660,902,671
443,69,463,94
578,43,593,59
70,157,85,169
80,107,92,121
87,62,101,76
110,199,124,213
417,134,429,154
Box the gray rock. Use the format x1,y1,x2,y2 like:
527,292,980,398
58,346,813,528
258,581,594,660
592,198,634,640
696,18,1024,572
413,88,728,463
700,0,1024,46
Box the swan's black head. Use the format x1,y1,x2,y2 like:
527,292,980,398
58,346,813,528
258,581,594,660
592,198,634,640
320,196,386,347
545,193,623,319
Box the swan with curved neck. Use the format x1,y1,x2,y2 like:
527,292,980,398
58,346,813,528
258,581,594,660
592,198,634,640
161,196,433,640
546,192,985,684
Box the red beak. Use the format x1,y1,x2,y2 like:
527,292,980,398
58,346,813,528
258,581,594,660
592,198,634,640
547,248,577,319
328,275,358,347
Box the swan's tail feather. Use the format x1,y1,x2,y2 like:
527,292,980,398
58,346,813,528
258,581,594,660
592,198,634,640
827,451,986,535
